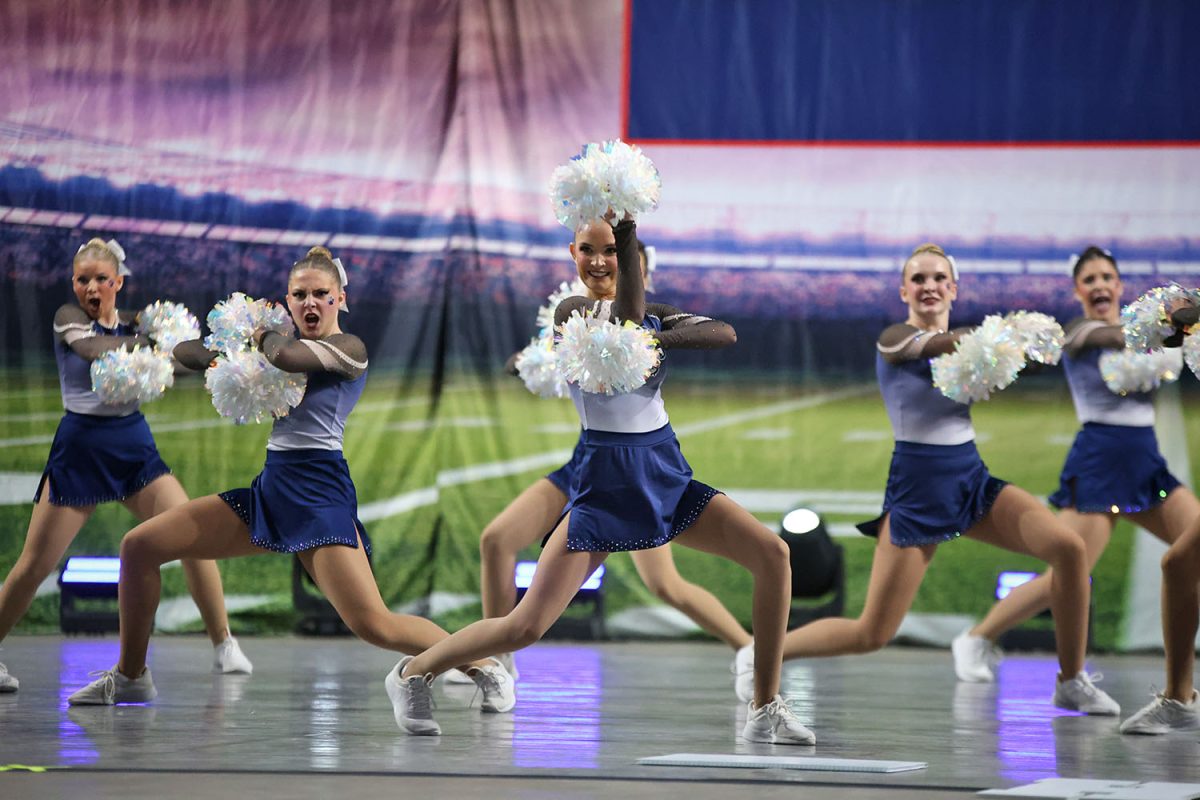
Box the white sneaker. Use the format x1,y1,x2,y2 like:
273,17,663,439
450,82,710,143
732,641,754,703
952,630,1000,683
0,661,17,693
443,668,475,685
68,666,157,706
385,656,440,735
213,635,253,675
497,651,519,681
1120,691,1200,735
1053,671,1120,716
468,657,516,713
742,695,816,745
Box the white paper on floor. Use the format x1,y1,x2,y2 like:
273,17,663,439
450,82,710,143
979,778,1200,799
638,753,926,773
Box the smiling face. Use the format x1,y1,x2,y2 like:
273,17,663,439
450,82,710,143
900,252,957,327
72,257,123,325
286,268,343,339
570,222,618,300
1073,256,1122,323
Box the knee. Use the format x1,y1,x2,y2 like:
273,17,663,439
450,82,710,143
345,612,390,648
479,522,514,561
749,533,791,576
1162,544,1195,583
119,527,154,563
854,621,895,653
504,616,546,650
643,575,682,606
1045,530,1087,570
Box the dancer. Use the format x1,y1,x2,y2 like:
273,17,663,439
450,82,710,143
67,247,512,716
954,247,1200,687
462,238,752,689
772,243,1117,715
1120,302,1200,734
388,217,813,744
0,239,249,695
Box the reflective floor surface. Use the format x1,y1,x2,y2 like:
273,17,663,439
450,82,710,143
0,637,1196,799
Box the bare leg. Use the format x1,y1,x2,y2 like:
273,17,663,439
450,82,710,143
671,494,788,706
970,510,1113,641
1160,516,1200,702
630,544,752,649
780,514,935,660
123,475,230,646
298,540,458,654
0,486,93,642
965,485,1089,678
117,496,267,677
479,479,566,619
403,515,607,678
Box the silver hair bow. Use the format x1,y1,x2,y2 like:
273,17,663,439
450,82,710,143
644,245,656,293
945,254,960,281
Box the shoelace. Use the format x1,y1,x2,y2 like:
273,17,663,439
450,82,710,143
85,669,118,702
764,695,801,723
1076,671,1105,695
405,674,437,717
469,668,505,709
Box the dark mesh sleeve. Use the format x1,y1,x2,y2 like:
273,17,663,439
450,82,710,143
173,339,219,371
610,219,645,325
646,303,736,350
260,332,368,379
53,304,149,362
877,323,962,364
1062,317,1125,356
553,295,594,328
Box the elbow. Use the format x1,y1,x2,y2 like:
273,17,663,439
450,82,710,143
722,324,737,346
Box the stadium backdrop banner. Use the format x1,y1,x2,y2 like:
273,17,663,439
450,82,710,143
2,0,1198,650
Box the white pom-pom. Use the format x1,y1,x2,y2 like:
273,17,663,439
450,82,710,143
515,332,567,398
138,301,200,355
205,350,307,425
555,312,661,395
1098,348,1182,395
549,140,661,230
1005,311,1064,365
204,293,293,354
1121,285,1200,351
1183,333,1200,379
90,346,175,405
535,279,588,332
931,315,1026,404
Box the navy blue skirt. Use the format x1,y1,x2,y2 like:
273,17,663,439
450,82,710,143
545,438,585,494
35,411,171,507
858,440,1008,548
553,423,719,552
220,449,371,555
1048,423,1181,514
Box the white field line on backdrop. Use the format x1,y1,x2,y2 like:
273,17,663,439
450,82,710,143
359,386,872,522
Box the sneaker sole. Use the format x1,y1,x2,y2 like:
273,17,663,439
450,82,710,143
741,729,816,746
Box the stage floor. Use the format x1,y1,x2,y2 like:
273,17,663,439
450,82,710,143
0,637,1195,799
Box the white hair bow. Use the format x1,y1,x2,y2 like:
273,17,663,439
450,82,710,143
945,254,960,281
333,257,349,312
77,238,131,276
643,245,656,292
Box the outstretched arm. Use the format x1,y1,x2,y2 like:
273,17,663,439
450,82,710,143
646,303,737,350
610,219,644,325
257,331,368,379
53,304,150,362
877,323,966,364
1062,318,1124,356
173,339,220,371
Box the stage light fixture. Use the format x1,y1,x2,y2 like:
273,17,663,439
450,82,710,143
515,560,606,639
777,505,845,628
59,556,121,634
995,570,1038,600
993,569,1094,651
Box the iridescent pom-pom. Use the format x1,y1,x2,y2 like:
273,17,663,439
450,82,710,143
138,301,200,355
555,312,661,395
931,315,1026,404
535,279,588,332
549,140,661,229
204,293,293,354
1183,333,1200,379
90,346,175,405
515,332,567,398
1098,348,1182,395
205,350,307,424
1121,285,1200,351
1005,311,1064,365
